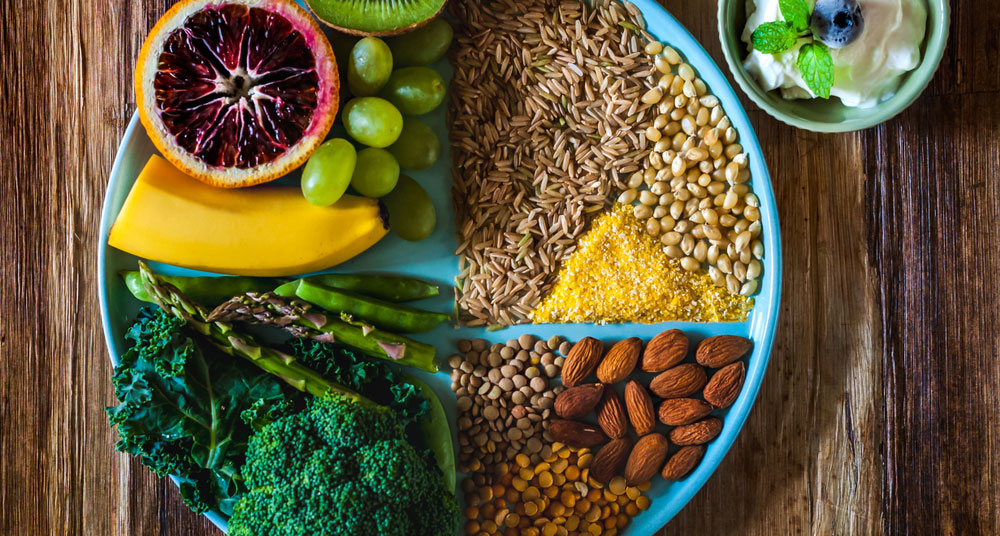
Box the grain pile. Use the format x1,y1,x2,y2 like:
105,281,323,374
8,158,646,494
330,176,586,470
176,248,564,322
531,203,753,324
449,0,659,326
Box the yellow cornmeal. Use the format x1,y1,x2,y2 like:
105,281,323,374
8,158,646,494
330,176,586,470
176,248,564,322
532,204,753,324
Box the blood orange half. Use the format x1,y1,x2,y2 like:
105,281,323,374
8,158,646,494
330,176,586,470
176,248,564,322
135,0,339,188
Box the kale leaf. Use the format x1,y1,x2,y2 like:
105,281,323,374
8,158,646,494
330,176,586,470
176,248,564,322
107,308,295,516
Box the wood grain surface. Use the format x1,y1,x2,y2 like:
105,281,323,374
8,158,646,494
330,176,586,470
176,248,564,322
1,1,997,535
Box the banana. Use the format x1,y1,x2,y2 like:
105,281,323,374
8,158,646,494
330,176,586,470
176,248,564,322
109,155,389,276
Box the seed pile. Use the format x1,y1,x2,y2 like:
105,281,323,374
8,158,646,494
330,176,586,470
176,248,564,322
450,335,571,471
459,443,652,536
620,41,765,296
449,0,660,326
532,203,753,324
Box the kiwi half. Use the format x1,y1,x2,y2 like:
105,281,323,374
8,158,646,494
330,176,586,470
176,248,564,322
306,0,448,36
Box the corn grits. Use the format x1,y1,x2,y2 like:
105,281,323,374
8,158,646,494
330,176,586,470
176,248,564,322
531,204,752,324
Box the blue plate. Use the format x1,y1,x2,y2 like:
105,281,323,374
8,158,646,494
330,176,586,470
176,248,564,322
98,0,781,533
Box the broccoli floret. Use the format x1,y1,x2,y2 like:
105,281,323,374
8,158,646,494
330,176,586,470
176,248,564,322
228,394,459,536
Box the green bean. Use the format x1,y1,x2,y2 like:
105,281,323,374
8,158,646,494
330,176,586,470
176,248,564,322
274,272,439,302
406,374,456,493
121,271,281,307
291,280,449,334
311,272,439,301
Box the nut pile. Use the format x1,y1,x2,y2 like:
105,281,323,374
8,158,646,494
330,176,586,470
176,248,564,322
617,40,765,297
548,331,752,484
450,335,571,471
459,442,652,536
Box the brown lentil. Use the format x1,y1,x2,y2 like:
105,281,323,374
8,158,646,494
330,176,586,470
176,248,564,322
452,337,567,472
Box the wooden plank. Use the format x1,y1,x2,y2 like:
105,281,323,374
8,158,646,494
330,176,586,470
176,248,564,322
866,93,1000,535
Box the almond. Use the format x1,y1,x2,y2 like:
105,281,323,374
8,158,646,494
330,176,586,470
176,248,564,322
661,445,705,480
596,388,628,439
641,329,689,372
596,337,642,383
547,419,608,448
554,383,605,419
696,335,752,368
657,398,713,426
590,437,633,483
561,337,603,387
649,363,707,399
624,380,656,436
624,433,669,484
669,417,723,446
703,362,746,409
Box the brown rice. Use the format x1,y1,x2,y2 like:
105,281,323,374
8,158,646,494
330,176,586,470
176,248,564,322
449,0,658,326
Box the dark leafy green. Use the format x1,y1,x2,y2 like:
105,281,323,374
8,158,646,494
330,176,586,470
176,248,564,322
106,308,295,516
288,338,429,430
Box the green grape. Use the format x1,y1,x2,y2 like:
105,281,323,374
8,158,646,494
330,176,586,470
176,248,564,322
388,118,440,171
342,97,404,148
382,175,436,242
380,67,446,116
301,138,357,206
388,18,454,67
351,148,400,198
348,37,393,96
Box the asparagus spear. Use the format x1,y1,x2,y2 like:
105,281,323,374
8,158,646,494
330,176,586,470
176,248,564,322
137,262,367,404
207,292,438,373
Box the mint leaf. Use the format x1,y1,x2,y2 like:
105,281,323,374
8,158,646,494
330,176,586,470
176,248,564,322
797,42,834,98
779,0,812,32
751,22,798,54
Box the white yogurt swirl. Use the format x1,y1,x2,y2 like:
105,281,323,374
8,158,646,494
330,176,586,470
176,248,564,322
741,0,927,108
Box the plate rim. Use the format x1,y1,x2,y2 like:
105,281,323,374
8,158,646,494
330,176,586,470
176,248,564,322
625,0,783,526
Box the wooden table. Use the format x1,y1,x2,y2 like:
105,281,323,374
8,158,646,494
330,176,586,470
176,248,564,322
2,1,997,534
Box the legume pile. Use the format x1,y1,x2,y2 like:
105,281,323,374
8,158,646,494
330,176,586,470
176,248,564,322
452,336,653,536
451,335,570,469
459,444,651,536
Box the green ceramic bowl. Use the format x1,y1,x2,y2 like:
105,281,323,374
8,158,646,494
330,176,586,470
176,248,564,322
717,0,949,132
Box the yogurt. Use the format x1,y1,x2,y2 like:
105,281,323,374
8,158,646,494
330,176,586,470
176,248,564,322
741,0,927,108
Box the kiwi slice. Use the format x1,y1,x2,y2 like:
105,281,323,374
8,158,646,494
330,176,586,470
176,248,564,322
306,0,448,36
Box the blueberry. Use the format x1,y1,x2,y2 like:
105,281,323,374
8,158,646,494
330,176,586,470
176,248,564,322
810,0,864,49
